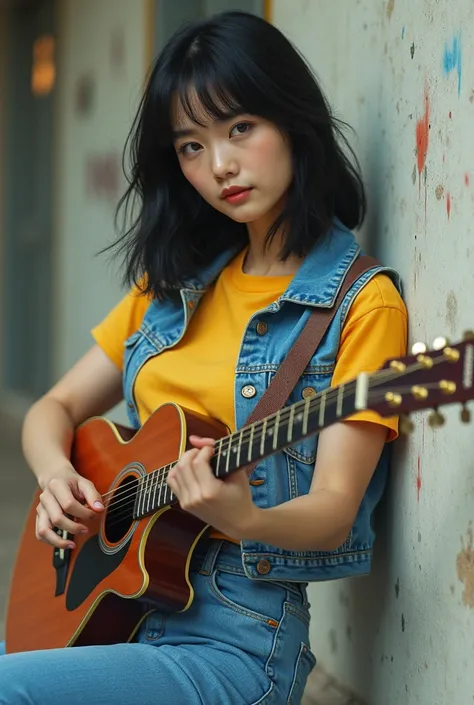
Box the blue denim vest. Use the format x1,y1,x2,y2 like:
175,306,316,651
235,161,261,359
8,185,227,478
122,219,402,583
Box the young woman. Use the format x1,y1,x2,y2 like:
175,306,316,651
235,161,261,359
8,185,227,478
0,11,407,705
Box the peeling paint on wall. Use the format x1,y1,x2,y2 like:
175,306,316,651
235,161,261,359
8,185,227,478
443,35,462,97
416,456,422,501
456,523,474,608
416,92,430,188
445,290,458,334
446,192,452,219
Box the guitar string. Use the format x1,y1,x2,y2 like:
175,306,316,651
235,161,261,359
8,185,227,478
101,357,450,522
99,364,402,509
104,377,454,530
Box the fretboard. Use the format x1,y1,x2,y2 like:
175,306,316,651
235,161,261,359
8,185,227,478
132,376,367,520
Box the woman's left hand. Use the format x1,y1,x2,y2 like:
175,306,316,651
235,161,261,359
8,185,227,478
166,435,261,540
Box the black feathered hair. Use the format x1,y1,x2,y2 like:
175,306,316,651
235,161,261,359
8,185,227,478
111,11,366,298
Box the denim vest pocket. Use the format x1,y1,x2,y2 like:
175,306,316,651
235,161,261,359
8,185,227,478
272,372,333,466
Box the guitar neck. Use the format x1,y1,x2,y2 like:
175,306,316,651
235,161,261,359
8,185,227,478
211,376,366,478
132,375,367,519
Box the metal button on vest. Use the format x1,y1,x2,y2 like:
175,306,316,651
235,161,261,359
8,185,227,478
256,559,272,575
302,386,317,399
256,321,268,336
241,385,257,399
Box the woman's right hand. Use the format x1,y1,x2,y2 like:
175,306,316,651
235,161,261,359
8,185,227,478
36,466,105,549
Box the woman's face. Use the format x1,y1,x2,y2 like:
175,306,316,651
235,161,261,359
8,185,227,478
172,93,293,227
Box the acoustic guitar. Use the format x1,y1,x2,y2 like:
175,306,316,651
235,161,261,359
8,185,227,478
5,335,474,653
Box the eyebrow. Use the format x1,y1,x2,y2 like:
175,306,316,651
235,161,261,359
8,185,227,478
172,110,243,140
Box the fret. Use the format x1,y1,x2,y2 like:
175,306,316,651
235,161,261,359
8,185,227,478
145,474,153,514
156,468,165,509
215,438,224,477
236,429,243,466
336,384,344,417
302,399,310,435
247,424,255,463
272,411,280,450
151,470,159,510
318,390,326,427
260,418,268,456
287,405,295,443
225,436,232,474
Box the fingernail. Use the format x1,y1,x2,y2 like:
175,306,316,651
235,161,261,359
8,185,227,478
93,501,104,509
67,543,75,550
79,528,88,534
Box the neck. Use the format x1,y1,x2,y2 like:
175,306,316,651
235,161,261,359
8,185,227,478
245,215,303,277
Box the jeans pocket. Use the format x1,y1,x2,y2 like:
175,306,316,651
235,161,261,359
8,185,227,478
210,569,283,625
287,642,317,704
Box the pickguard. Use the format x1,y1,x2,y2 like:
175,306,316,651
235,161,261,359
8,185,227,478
65,535,131,611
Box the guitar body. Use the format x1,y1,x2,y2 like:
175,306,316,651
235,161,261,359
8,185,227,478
6,403,228,654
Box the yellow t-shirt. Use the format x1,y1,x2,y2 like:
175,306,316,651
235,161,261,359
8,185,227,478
92,249,407,540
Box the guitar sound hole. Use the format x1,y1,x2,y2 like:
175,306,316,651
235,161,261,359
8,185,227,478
104,475,138,544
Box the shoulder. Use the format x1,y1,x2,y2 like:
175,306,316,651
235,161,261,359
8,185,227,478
347,273,407,323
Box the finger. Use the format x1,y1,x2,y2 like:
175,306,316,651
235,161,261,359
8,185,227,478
47,478,96,521
36,506,76,549
77,478,104,513
191,447,220,496
40,492,88,534
188,435,215,449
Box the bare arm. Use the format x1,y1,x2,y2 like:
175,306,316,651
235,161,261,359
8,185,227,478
22,344,123,487
167,421,388,553
240,421,388,551
21,344,123,548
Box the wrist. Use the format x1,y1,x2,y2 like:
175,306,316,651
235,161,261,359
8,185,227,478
37,462,77,490
236,505,266,542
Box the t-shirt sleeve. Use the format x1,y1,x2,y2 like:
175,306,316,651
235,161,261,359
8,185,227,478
332,274,408,442
91,285,151,371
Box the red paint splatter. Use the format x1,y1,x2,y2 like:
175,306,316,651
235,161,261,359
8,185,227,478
416,456,422,502
446,192,452,219
416,92,430,179
465,173,470,187
449,111,452,119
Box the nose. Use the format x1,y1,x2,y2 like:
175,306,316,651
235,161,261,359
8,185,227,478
210,143,239,180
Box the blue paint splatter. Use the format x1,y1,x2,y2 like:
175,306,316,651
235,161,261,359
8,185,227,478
443,35,462,97
402,27,405,40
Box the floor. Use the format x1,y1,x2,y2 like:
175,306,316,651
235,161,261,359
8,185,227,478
0,417,363,704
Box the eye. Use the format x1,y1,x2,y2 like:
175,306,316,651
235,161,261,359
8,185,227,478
178,142,202,156
230,122,253,137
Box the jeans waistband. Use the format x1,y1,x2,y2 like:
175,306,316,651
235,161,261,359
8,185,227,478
197,539,245,576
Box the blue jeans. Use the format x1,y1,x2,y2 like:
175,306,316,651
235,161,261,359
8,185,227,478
0,540,316,704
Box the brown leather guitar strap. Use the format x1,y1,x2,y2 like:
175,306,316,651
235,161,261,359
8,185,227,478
243,254,380,474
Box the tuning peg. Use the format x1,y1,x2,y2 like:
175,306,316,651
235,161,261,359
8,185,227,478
463,330,474,341
412,342,427,355
385,392,403,408
428,410,445,428
399,415,414,435
461,405,471,423
432,336,449,350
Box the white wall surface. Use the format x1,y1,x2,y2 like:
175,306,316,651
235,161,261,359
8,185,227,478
272,1,474,703
54,0,148,383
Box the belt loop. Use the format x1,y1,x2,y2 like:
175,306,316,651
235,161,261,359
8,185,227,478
199,540,224,575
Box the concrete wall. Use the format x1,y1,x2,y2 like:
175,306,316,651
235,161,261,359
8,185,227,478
272,1,474,703
54,0,149,383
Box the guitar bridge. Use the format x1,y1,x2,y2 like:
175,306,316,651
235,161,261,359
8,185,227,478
52,527,72,597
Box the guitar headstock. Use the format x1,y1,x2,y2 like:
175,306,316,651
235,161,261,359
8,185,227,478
367,331,474,430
